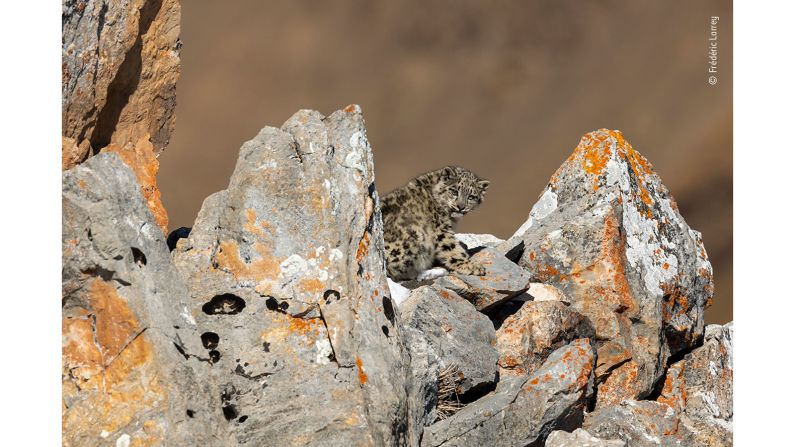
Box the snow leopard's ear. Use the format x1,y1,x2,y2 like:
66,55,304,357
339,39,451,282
478,180,490,192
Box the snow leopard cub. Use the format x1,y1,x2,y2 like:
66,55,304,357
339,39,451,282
381,166,490,281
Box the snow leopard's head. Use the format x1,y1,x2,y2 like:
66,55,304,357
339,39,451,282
432,166,490,219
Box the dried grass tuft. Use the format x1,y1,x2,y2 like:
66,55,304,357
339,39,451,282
435,363,465,420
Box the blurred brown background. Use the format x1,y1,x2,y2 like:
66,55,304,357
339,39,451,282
158,0,732,323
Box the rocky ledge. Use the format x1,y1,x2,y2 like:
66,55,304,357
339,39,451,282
62,104,730,446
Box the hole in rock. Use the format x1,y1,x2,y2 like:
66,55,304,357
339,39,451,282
167,226,192,252
265,297,279,311
382,296,395,324
262,341,270,352
201,332,220,350
209,350,221,364
237,415,248,423
186,409,195,418
131,247,147,267
382,325,389,337
202,294,246,315
278,301,289,311
222,405,238,421
323,289,341,304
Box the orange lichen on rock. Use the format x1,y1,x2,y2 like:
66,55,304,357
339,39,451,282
62,135,88,171
288,316,323,337
88,279,141,359
63,280,167,445
552,130,658,210
656,363,686,412
214,239,281,282
101,137,168,234
244,209,266,237
595,360,640,408
356,231,371,263
299,277,326,294
355,357,368,384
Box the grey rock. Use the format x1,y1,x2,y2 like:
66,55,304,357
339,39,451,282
583,400,682,447
499,129,714,407
434,246,532,312
525,283,571,304
171,106,409,446
422,339,595,447
454,233,504,250
495,300,594,376
398,286,499,443
62,153,226,446
545,428,626,447
656,322,733,446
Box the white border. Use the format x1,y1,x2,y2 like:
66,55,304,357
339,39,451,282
0,2,62,444
3,0,793,444
735,0,795,445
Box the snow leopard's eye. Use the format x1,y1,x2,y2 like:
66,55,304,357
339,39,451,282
468,194,478,201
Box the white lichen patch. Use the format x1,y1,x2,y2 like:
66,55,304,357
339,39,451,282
605,152,630,190
279,254,308,280
592,194,616,217
341,131,369,174
276,253,333,291
697,391,721,418
328,248,344,262
349,131,365,150
622,201,678,296
315,337,333,365
116,434,131,447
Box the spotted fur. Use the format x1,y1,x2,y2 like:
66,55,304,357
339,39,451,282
381,166,490,280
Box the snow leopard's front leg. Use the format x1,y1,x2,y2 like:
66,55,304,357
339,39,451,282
433,231,485,276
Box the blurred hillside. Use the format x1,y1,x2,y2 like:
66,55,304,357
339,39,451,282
158,0,732,323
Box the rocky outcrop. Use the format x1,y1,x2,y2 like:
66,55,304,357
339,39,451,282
421,339,595,447
62,0,180,232
500,129,714,407
62,153,224,446
433,246,532,311
495,300,594,376
169,106,409,446
398,286,498,444
581,322,733,446
657,322,733,446
62,97,729,446
584,400,682,447
62,0,181,167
